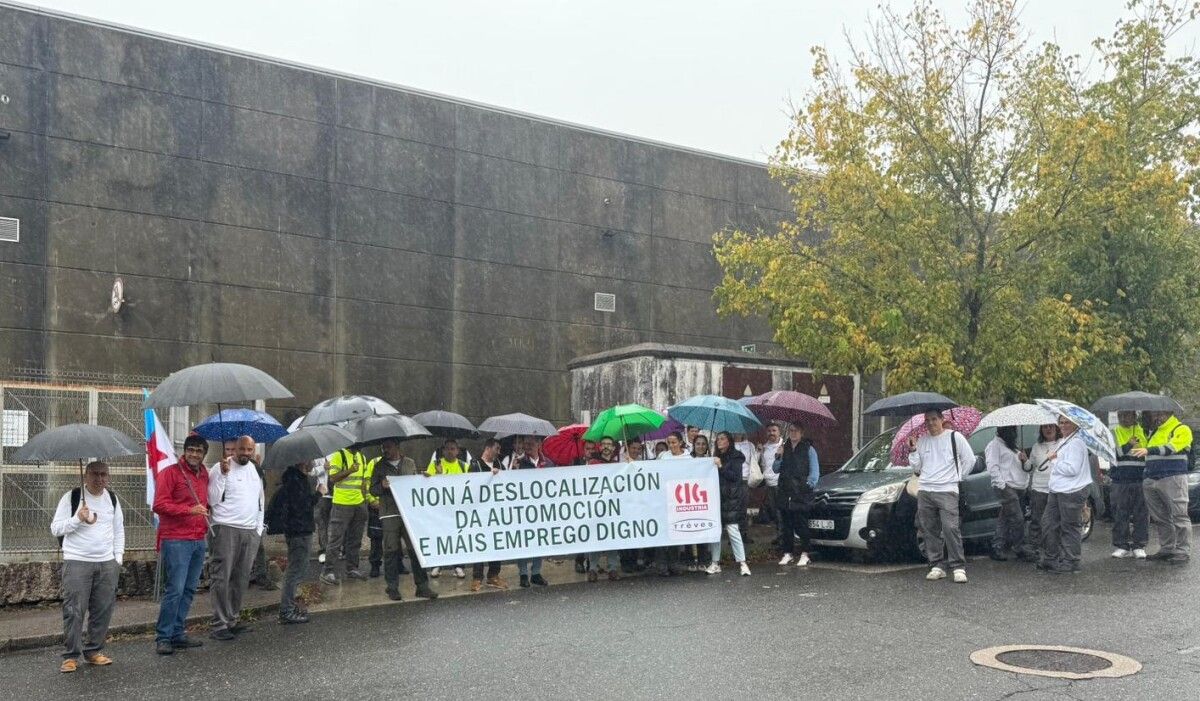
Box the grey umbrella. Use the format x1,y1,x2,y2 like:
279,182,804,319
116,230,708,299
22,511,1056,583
300,395,399,428
12,423,144,492
350,414,432,447
412,410,479,439
864,391,959,417
478,412,557,439
142,362,293,409
262,425,357,470
1091,391,1185,415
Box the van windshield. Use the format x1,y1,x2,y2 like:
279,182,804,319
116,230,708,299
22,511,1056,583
841,428,901,472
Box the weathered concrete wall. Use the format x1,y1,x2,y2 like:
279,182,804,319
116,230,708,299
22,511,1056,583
0,4,796,424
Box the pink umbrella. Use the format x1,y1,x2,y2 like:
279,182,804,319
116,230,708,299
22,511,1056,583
747,390,837,427
889,407,982,466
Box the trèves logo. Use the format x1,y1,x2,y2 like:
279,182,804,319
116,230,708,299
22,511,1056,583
673,482,708,512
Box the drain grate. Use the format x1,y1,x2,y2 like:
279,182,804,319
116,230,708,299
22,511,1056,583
971,645,1141,680
996,649,1113,674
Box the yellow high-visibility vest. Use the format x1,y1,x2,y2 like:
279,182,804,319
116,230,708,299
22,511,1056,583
329,449,368,506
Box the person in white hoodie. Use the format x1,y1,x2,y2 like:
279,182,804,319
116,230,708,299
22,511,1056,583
908,410,975,583
1040,415,1093,574
986,427,1030,561
206,436,264,640
50,461,125,673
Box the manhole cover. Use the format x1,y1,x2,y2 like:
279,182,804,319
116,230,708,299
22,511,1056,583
971,645,1141,680
995,649,1112,674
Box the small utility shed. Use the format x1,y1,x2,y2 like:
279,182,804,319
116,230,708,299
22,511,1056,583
568,343,874,471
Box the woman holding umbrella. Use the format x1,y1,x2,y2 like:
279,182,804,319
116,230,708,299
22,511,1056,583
706,432,751,577
1041,414,1094,574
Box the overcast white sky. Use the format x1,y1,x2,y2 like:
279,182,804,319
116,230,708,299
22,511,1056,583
20,0,1172,161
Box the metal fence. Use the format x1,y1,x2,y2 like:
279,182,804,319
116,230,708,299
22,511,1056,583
0,377,170,561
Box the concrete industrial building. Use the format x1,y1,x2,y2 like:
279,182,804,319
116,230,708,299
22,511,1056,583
0,2,795,425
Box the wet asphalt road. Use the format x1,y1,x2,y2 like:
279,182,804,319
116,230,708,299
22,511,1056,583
6,540,1200,700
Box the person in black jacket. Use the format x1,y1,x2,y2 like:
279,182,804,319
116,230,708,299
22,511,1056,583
774,424,820,567
706,432,751,577
265,461,319,624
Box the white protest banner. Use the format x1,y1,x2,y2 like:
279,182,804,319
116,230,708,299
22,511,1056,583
390,458,720,568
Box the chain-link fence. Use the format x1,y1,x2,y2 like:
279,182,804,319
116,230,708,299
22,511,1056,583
0,373,169,561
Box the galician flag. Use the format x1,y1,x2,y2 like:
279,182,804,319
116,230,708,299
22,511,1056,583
143,388,177,510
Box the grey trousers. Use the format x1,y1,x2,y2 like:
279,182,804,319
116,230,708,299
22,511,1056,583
992,486,1026,553
61,559,119,659
326,503,367,576
1144,475,1191,556
281,534,310,614
1111,481,1149,550
1026,490,1048,556
209,524,260,632
314,497,332,553
917,490,965,570
1042,486,1088,567
381,514,429,591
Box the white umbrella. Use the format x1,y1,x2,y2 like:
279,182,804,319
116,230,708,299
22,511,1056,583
976,403,1058,430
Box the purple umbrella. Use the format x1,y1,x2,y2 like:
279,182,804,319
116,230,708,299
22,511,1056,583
641,415,684,441
747,390,837,427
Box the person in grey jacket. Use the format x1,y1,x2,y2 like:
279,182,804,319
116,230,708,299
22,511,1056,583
908,411,975,583
368,438,437,601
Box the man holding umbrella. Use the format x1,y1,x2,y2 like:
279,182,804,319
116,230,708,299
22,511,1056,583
908,411,975,583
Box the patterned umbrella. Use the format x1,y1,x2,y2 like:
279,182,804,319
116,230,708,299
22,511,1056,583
890,407,983,466
976,403,1058,431
542,424,590,466
1036,399,1118,465
195,408,287,443
747,390,837,427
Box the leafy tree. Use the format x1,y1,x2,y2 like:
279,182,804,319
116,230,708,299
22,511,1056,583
715,0,1200,406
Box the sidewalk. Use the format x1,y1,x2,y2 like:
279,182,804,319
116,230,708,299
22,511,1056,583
0,555,614,654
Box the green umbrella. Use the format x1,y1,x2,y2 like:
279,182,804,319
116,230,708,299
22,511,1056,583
583,404,665,443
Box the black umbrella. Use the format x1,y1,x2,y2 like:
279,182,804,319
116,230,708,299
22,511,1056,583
412,410,479,440
864,391,959,417
12,423,143,494
262,425,357,470
1091,391,1184,415
478,413,557,439
350,414,432,447
300,395,398,428
142,362,293,409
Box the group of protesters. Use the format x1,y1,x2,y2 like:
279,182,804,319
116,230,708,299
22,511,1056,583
46,402,1193,672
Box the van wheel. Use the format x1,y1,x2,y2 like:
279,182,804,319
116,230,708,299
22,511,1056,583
1081,497,1095,541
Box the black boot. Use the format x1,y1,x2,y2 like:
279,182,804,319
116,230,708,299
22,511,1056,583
369,564,381,578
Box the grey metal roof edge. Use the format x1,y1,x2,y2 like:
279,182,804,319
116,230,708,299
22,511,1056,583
2,0,772,170
567,342,809,370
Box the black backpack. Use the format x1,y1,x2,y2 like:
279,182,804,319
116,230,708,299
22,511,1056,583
57,488,118,546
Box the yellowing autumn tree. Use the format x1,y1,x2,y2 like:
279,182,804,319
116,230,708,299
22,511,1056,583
715,0,1200,406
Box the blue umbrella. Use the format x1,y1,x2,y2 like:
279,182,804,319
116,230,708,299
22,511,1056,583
195,409,287,443
668,395,763,435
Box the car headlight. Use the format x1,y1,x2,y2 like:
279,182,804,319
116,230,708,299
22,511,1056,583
858,481,906,505
1187,472,1200,486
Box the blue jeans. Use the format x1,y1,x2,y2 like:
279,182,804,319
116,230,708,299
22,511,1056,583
156,539,207,643
588,552,621,572
517,558,542,576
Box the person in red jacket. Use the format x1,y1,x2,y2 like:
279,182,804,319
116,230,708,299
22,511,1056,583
152,434,211,656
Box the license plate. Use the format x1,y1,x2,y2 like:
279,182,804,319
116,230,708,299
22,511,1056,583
809,519,834,530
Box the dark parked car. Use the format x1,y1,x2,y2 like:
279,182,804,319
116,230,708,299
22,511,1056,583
809,426,1108,561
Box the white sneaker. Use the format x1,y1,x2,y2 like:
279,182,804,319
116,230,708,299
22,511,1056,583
926,567,946,581
454,566,466,579
1133,548,1148,559
952,569,968,583
1111,548,1132,559
778,553,795,566
317,552,326,564
704,562,722,575
739,562,752,577
430,567,441,578
797,553,811,567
